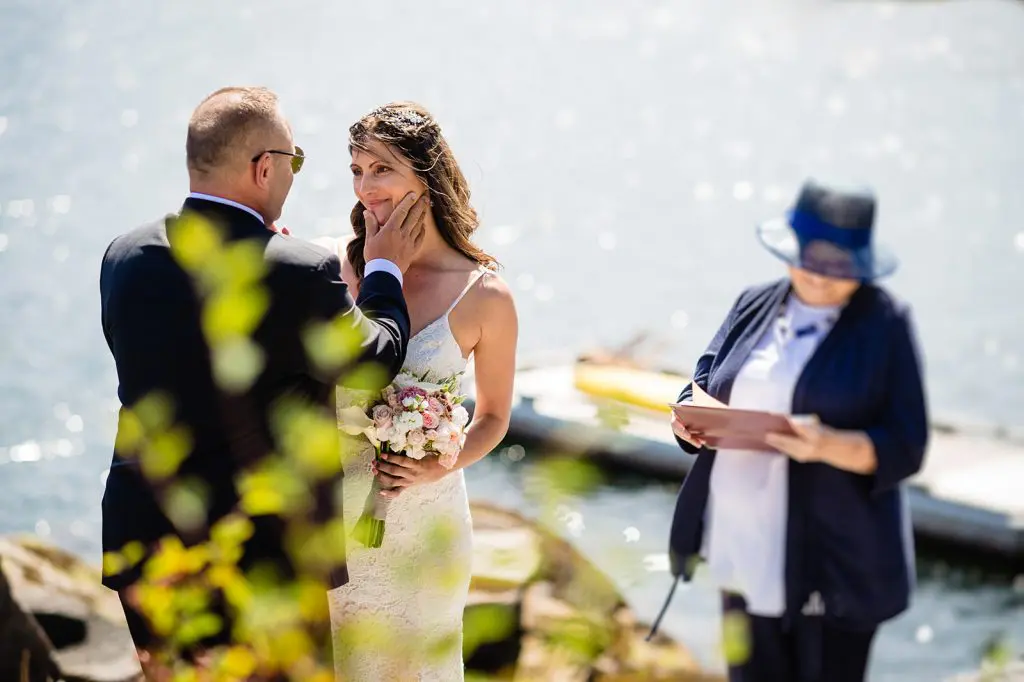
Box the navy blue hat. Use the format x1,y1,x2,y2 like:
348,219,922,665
756,179,898,281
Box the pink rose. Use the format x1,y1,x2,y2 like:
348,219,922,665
438,451,458,470
421,410,440,430
426,397,444,415
372,404,394,428
384,386,401,409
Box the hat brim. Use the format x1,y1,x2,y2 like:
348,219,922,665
756,218,898,281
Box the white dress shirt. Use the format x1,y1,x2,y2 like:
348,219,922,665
186,192,402,285
700,294,839,616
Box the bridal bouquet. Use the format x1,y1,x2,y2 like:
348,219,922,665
338,371,469,548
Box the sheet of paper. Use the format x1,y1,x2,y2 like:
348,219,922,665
691,382,727,408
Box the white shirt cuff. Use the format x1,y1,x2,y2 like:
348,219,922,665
364,258,403,286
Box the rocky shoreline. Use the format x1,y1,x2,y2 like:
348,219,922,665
1,503,720,682
5,504,1017,681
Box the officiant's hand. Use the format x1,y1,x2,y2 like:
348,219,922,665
766,418,877,474
766,419,828,463
373,452,448,497
363,192,428,273
670,412,706,449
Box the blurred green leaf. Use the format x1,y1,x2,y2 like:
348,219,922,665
721,610,751,666
161,479,210,535
133,391,175,432
168,213,224,273
140,424,193,481
237,460,308,517
302,317,365,376
463,603,518,660
595,401,630,431
211,336,266,393
272,399,343,480
203,289,269,344
525,456,604,504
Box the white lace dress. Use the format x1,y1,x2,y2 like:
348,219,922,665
327,270,484,681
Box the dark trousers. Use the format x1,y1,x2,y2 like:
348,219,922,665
723,593,877,682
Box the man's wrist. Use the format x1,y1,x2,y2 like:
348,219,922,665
364,258,403,285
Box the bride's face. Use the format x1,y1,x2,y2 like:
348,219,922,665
350,139,427,225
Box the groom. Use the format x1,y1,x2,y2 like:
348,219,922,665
99,86,426,669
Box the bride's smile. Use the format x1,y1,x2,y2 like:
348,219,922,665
350,138,426,228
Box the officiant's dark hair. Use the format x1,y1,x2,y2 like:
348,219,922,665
346,101,498,279
187,86,281,175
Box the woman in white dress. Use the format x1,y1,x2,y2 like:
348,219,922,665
316,102,518,681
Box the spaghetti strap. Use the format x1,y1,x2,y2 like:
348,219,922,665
445,268,486,315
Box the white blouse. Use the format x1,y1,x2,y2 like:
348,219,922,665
700,294,839,616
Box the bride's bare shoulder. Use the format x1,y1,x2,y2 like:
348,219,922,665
473,269,517,327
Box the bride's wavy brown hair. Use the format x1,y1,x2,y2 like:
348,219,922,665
347,101,498,279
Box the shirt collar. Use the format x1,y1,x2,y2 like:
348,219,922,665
187,192,265,225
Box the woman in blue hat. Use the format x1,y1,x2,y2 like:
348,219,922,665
657,179,929,681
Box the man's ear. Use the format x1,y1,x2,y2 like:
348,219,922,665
252,154,271,188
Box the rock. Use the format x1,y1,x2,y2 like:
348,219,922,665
465,502,721,682
0,537,141,682
0,564,62,682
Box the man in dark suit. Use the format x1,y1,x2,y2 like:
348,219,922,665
99,86,426,670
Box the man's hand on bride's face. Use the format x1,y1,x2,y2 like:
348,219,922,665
372,451,449,497
362,191,428,273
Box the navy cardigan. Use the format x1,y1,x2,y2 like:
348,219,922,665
666,278,929,630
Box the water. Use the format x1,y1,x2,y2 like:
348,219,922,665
2,0,1023,679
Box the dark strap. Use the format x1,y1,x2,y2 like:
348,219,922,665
645,575,680,641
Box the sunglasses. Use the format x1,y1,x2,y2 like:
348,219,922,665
251,145,305,174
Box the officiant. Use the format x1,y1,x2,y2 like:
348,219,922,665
657,179,929,682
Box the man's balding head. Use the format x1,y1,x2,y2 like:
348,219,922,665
185,86,297,224
186,86,287,176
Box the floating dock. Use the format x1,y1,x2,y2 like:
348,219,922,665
466,362,1024,562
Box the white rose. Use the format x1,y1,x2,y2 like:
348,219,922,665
390,433,408,452
406,445,427,460
451,405,470,428
395,411,424,432
407,430,427,447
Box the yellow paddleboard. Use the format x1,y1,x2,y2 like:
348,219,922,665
572,363,688,414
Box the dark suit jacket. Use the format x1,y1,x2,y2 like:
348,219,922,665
99,197,409,592
667,278,928,629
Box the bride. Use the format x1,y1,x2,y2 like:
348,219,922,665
314,102,518,681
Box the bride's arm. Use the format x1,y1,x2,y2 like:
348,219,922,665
450,275,518,471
